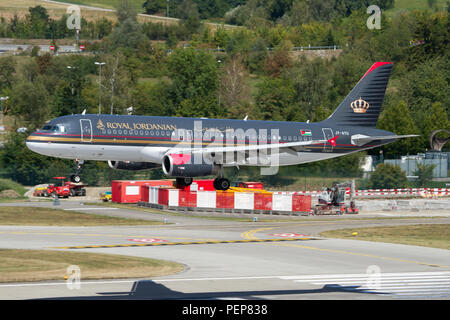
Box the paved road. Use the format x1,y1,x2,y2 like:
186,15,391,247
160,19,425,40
0,201,449,300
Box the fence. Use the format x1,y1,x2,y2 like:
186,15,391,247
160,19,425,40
384,158,448,178
142,187,312,215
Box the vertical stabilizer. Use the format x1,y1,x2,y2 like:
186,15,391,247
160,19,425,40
322,62,393,127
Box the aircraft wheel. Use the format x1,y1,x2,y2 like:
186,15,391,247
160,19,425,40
214,178,230,191
176,177,193,187
70,174,81,183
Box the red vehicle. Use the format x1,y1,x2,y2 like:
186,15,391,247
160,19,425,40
233,181,264,190
64,181,87,196
45,177,70,198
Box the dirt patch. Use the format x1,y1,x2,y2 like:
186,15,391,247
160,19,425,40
0,189,21,199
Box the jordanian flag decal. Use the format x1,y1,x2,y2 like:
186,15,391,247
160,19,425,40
300,129,312,136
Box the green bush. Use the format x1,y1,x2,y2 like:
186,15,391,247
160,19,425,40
368,163,409,189
0,178,27,197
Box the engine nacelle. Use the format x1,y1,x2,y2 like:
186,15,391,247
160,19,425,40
108,161,159,171
162,154,219,177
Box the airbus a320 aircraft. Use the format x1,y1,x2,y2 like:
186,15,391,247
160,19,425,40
27,62,417,190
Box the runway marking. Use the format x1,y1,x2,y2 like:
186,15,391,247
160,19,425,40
240,221,341,240
51,237,316,249
280,271,450,299
274,242,450,269
63,207,119,210
128,238,168,243
240,223,450,270
0,231,215,241
1,271,448,300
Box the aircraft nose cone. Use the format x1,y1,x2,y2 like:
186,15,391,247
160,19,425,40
26,133,40,153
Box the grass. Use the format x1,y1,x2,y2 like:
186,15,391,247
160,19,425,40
0,249,183,282
0,179,27,198
87,201,262,222
320,224,450,250
0,0,175,24
58,0,143,11
385,0,448,16
0,206,165,226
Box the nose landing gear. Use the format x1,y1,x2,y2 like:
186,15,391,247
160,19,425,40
70,159,84,183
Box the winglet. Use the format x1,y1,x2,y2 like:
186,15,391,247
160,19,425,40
328,135,339,147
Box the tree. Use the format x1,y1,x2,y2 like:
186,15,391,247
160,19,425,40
167,48,219,116
0,132,69,185
399,58,449,118
132,80,172,116
116,0,137,24
0,56,16,92
143,0,167,15
219,54,251,116
178,0,202,35
377,100,422,157
413,162,436,187
255,77,297,121
422,102,450,148
109,18,147,50
368,163,409,189
264,41,293,77
285,57,331,121
9,80,49,130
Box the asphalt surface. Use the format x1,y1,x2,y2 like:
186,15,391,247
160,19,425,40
0,200,449,300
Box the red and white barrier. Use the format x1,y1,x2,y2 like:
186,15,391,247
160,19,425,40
291,188,450,197
146,187,312,214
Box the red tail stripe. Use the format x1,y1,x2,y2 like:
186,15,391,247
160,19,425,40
360,62,393,81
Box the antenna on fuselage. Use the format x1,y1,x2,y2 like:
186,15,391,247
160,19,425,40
81,109,86,115
243,115,248,121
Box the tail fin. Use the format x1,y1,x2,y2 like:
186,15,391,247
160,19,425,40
322,62,393,128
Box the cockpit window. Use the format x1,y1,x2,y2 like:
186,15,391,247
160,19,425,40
42,124,66,133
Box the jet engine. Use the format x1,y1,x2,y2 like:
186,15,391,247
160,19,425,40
108,161,159,171
162,154,219,177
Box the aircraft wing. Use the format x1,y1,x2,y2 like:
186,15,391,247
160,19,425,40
351,134,419,146
166,138,331,164
170,139,325,153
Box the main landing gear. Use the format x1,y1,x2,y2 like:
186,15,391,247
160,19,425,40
213,177,230,191
70,159,84,183
176,176,231,191
214,165,230,191
176,177,230,191
176,177,193,187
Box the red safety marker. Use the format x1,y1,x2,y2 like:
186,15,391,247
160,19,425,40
128,238,168,243
79,44,85,51
50,45,55,51
269,233,309,238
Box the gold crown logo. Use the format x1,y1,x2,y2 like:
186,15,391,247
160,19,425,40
350,97,370,113
97,119,105,130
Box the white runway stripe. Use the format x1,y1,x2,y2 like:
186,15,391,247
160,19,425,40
282,271,450,299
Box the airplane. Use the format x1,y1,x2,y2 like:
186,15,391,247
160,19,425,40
26,62,418,190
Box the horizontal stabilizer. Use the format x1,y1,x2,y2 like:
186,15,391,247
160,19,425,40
351,134,419,146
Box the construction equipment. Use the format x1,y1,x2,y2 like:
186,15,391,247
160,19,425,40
99,191,112,202
45,177,70,198
313,180,359,215
65,181,87,196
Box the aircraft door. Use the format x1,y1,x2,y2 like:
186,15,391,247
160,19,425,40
322,128,334,151
80,119,93,142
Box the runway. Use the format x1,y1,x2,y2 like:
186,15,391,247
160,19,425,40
0,201,449,300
